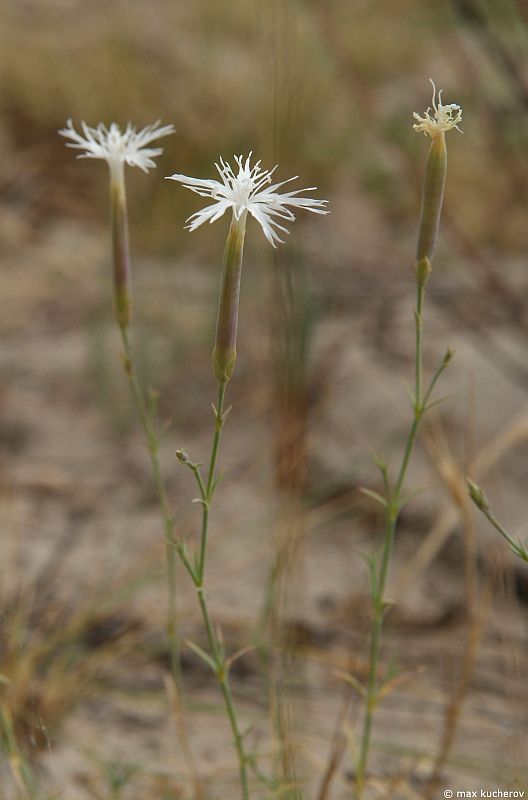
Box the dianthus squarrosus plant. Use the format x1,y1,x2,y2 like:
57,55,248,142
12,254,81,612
168,153,328,799
353,80,462,799
58,118,196,762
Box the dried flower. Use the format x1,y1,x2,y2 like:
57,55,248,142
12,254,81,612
59,119,175,178
413,80,463,138
166,153,328,247
467,479,490,513
413,81,462,265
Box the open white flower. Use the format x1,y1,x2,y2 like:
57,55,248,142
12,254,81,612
413,80,462,138
59,119,175,174
166,153,329,247
60,118,174,329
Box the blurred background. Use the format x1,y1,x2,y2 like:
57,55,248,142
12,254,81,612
1,0,528,798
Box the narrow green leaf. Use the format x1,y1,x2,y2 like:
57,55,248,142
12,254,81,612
398,484,427,510
334,669,366,698
424,394,450,412
401,379,416,407
210,471,225,495
380,654,399,688
359,487,388,509
185,640,216,673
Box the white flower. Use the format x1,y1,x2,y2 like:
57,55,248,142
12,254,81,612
59,119,175,174
166,153,329,247
413,80,462,137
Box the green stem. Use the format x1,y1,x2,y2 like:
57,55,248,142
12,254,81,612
198,382,226,579
479,506,528,562
355,280,426,797
197,588,250,800
355,124,453,797
414,281,424,415
207,383,227,495
119,327,181,687
180,381,251,800
219,673,251,800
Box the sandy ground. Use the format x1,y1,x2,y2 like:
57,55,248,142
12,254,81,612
1,178,528,800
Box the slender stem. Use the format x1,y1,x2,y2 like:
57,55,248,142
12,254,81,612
479,506,528,562
356,510,397,797
179,381,251,800
468,480,528,563
220,678,251,800
208,383,227,494
482,510,515,548
414,282,424,414
196,588,250,800
119,327,181,686
198,382,226,579
355,280,426,797
356,124,453,796
107,169,203,797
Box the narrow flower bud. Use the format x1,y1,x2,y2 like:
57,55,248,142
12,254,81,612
443,347,455,366
110,163,132,330
212,214,247,385
467,479,490,513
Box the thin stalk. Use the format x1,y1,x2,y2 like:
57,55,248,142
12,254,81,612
119,327,181,685
120,328,205,797
198,382,226,578
481,509,525,555
355,280,427,798
179,382,251,800
109,163,183,696
468,480,528,562
197,588,250,800
353,90,460,795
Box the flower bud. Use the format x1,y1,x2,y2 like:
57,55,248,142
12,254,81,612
467,479,490,513
443,347,455,366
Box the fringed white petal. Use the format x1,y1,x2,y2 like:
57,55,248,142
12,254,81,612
167,153,329,245
59,119,175,172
